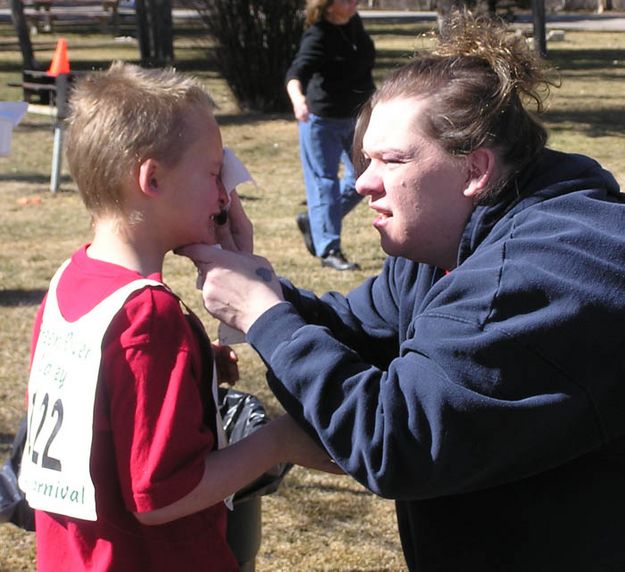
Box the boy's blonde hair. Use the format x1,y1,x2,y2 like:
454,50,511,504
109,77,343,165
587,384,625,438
65,61,215,216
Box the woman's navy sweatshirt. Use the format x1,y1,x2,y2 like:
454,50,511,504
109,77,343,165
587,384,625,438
248,148,625,571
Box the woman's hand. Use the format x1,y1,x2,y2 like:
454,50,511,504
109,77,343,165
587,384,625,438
286,78,310,122
292,99,310,123
215,191,253,254
176,244,284,333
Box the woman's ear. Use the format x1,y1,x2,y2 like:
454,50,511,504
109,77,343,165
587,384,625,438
463,148,496,199
138,158,160,197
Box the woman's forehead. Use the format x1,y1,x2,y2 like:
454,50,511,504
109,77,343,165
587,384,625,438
364,98,427,149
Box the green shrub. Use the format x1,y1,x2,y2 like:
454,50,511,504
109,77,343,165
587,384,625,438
189,0,305,113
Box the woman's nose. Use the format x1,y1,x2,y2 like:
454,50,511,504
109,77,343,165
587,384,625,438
355,164,380,197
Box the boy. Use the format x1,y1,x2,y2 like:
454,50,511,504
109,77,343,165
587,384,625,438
19,62,336,571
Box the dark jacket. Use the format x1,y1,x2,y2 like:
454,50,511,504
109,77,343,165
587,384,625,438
285,14,375,118
248,148,625,571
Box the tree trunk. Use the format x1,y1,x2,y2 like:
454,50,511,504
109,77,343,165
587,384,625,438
10,0,38,69
532,0,547,57
135,0,174,67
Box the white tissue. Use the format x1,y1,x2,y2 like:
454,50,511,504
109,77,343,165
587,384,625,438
221,147,255,199
217,322,247,345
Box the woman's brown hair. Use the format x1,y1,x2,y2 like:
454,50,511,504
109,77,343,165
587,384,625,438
354,11,559,199
305,0,334,27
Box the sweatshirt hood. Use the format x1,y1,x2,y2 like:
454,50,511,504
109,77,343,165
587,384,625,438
457,148,621,265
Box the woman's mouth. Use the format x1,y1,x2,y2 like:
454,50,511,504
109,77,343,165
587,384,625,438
372,208,392,229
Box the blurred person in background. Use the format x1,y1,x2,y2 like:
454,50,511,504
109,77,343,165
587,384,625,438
287,0,375,270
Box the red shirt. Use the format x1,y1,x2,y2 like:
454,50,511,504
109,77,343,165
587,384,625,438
32,245,237,571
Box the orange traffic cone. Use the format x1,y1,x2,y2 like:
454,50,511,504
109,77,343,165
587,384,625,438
47,38,70,76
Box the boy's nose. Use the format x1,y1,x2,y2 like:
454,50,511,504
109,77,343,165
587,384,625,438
217,177,229,205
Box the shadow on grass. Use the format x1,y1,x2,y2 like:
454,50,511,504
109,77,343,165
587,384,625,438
12,122,56,133
0,289,46,307
0,173,72,185
293,480,373,497
549,48,625,72
544,108,625,137
215,111,290,127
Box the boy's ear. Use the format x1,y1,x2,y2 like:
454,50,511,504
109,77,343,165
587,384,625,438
463,147,496,199
138,158,161,197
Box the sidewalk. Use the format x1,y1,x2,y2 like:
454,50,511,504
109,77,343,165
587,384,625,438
510,11,625,30
0,6,624,31
358,9,625,30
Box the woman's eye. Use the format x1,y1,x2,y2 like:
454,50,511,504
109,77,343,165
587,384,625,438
386,158,413,168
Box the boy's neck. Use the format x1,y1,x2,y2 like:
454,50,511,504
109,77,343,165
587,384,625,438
88,218,165,277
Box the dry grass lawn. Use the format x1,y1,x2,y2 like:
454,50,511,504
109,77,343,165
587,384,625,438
0,13,624,572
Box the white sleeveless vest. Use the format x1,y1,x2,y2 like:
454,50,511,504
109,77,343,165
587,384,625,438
19,260,163,521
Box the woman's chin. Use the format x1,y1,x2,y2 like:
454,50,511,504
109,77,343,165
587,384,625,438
378,234,399,258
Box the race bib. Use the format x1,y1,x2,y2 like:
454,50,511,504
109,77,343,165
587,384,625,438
19,261,160,521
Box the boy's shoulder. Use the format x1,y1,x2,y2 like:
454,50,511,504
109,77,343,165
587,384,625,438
117,284,188,336
119,285,212,350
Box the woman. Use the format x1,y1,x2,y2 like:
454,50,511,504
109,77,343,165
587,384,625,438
184,12,625,570
286,0,375,271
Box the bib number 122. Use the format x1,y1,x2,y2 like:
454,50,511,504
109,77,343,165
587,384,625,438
27,391,63,471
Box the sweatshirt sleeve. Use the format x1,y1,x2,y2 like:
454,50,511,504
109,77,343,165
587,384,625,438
248,250,611,501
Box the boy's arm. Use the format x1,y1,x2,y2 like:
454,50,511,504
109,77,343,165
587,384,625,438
110,288,335,526
134,415,340,525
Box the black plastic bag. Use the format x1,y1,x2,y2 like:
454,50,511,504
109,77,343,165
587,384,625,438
0,417,35,531
219,387,291,504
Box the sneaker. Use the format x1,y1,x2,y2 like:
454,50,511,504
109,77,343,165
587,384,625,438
321,249,360,271
296,212,315,256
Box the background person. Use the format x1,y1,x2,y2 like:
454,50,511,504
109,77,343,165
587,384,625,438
19,62,338,572
182,12,625,571
286,0,375,271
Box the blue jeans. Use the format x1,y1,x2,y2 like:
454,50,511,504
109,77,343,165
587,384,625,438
299,114,363,257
